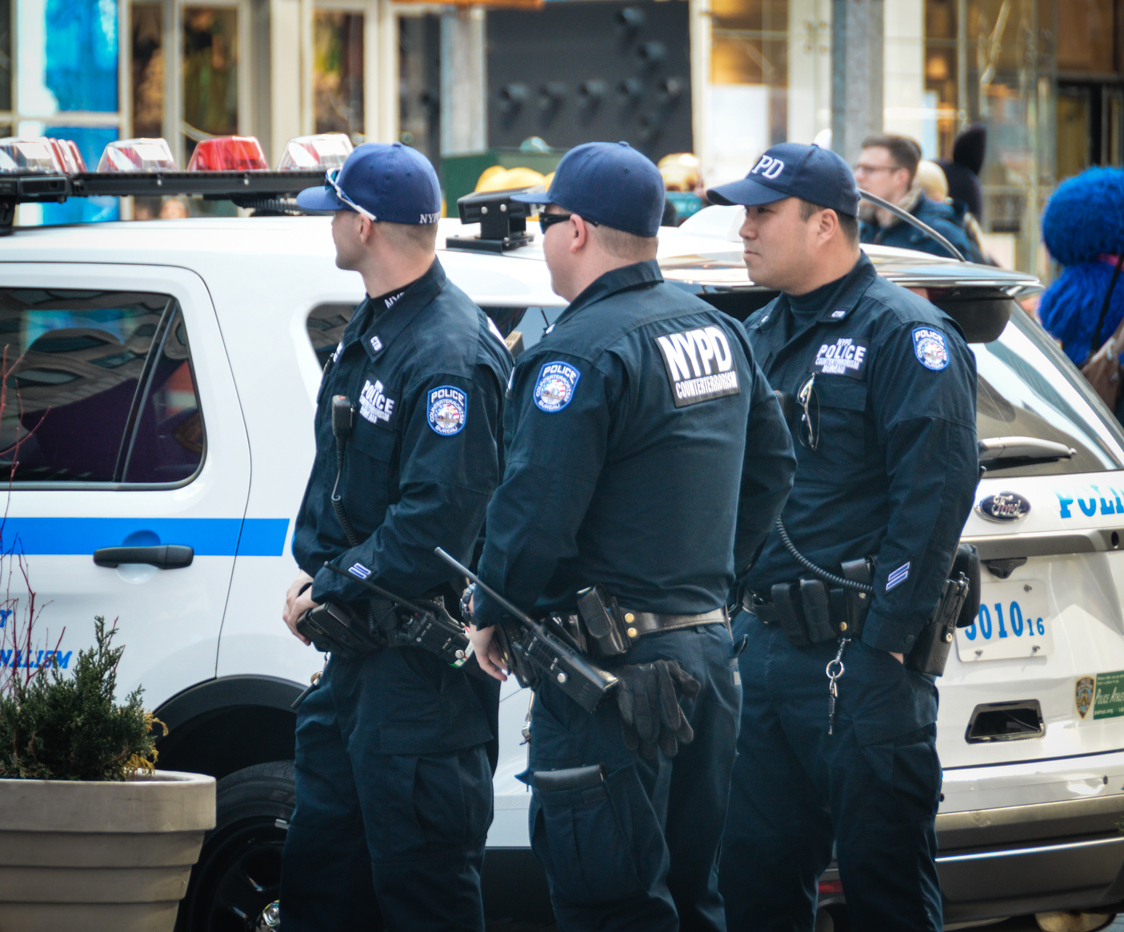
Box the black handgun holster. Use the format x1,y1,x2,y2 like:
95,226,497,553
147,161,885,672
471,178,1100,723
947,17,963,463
905,544,980,676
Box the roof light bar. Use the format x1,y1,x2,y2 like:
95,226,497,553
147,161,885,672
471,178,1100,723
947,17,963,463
0,139,60,174
98,138,177,173
277,133,353,171
187,136,269,172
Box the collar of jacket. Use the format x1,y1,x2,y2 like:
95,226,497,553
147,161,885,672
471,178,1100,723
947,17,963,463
774,252,879,327
858,183,925,229
750,254,877,370
351,258,448,362
554,259,663,327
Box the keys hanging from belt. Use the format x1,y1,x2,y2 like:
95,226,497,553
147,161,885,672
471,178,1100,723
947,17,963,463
825,638,850,736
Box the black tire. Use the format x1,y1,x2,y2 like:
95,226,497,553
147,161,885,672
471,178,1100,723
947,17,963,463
175,761,296,932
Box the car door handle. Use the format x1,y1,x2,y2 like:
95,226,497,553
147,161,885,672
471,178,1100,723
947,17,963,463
93,545,194,569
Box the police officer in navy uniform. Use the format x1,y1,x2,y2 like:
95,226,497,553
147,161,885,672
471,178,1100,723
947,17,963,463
708,143,978,931
280,143,511,930
466,142,795,932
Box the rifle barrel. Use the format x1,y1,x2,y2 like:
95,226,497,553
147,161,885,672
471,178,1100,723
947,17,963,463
433,547,538,626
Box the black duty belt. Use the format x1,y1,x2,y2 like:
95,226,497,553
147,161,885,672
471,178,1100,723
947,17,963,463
742,591,783,623
618,606,729,641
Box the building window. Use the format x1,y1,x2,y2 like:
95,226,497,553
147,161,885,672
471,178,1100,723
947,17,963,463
314,10,364,139
131,2,163,140
7,0,122,226
707,0,789,183
182,6,240,160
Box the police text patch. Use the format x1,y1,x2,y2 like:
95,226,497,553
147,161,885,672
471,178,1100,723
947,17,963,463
813,338,869,378
359,379,395,425
534,361,580,412
655,327,741,407
912,327,949,371
428,385,467,436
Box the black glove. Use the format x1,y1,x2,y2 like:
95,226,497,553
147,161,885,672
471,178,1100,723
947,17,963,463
615,660,701,760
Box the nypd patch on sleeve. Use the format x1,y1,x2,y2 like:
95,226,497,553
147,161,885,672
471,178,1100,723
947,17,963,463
427,385,468,435
534,361,581,412
655,327,741,407
912,327,950,371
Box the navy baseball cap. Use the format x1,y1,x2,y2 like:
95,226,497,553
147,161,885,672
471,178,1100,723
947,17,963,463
296,142,441,224
510,141,664,237
707,143,860,218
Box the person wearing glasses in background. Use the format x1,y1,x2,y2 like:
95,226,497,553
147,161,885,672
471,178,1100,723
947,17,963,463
853,133,982,262
707,143,978,932
466,141,795,932
280,142,512,931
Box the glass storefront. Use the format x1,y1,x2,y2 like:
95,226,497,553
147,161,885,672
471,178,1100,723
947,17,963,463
9,0,121,224
314,10,364,140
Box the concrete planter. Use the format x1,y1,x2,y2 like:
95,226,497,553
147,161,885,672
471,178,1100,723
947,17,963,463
0,770,216,932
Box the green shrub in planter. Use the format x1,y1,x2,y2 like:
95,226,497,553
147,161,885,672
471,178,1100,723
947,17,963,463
0,616,165,781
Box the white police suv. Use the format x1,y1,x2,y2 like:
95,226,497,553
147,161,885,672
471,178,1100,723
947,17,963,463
1,138,1123,931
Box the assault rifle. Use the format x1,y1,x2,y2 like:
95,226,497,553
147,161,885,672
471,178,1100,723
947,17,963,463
318,562,472,668
434,547,619,713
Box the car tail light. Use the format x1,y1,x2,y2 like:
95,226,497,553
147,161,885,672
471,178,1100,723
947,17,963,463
277,133,353,171
817,880,843,896
0,138,63,173
187,136,269,172
97,138,177,172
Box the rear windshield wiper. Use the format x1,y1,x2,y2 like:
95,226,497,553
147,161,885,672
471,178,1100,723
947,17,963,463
978,436,1076,468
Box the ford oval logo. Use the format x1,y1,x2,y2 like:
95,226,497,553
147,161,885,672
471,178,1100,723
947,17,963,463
977,491,1031,522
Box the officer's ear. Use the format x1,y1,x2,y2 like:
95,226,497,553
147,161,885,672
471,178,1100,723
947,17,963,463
815,208,840,245
357,215,376,245
570,215,593,254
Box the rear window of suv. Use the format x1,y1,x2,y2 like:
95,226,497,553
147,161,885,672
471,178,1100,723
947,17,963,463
974,308,1124,476
0,289,204,486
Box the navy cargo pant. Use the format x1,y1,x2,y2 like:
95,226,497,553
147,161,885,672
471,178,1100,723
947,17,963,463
525,624,741,932
719,612,942,932
280,649,493,932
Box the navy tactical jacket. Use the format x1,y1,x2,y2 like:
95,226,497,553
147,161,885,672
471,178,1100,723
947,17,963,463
291,260,510,755
743,253,978,654
294,259,511,605
474,260,795,627
861,193,983,263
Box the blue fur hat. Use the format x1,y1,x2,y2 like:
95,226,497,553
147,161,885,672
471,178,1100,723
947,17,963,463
1042,167,1124,266
1039,261,1124,366
1038,168,1124,365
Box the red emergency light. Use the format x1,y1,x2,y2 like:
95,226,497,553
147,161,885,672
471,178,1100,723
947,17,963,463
187,136,269,172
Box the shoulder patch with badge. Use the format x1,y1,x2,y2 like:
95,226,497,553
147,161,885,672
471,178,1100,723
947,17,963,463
427,385,468,435
655,326,741,407
359,379,396,424
912,327,949,371
534,361,581,412
813,338,868,378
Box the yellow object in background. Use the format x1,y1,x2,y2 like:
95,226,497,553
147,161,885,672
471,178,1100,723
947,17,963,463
474,165,547,193
474,165,509,190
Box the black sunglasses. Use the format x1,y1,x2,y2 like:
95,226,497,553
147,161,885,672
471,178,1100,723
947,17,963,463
539,212,599,232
